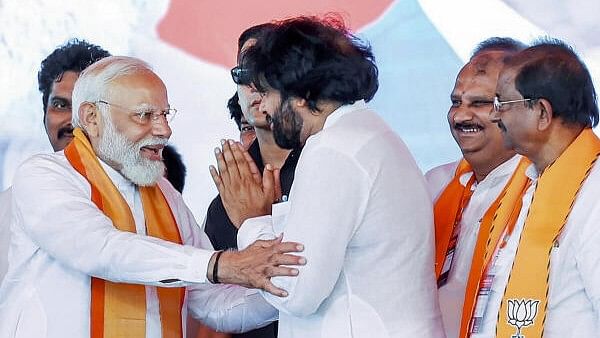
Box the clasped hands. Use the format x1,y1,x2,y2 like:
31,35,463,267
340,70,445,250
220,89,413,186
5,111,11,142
209,139,304,297
209,139,281,228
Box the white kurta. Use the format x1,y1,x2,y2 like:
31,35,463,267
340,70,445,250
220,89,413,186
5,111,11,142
0,152,277,338
238,101,444,338
471,162,600,337
425,155,521,338
0,188,10,283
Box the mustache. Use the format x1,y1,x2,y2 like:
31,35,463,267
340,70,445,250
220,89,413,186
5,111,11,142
57,125,74,139
136,136,168,149
453,121,483,129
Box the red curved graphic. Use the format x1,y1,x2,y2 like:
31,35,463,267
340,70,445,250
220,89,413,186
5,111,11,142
158,0,393,68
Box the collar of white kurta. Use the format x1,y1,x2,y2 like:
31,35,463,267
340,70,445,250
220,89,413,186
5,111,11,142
322,99,367,129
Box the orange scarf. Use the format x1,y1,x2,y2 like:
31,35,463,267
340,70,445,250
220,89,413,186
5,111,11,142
434,159,475,279
458,157,531,337
65,128,185,338
496,128,600,337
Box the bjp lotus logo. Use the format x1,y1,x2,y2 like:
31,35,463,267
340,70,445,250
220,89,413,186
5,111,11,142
507,299,540,338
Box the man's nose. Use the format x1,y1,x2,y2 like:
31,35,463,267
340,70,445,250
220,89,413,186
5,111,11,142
489,109,501,123
450,107,473,124
152,117,172,139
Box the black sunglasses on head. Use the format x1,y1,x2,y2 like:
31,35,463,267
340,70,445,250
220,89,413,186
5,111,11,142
230,66,251,85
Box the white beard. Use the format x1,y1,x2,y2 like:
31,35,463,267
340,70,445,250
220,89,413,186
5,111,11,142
96,115,167,186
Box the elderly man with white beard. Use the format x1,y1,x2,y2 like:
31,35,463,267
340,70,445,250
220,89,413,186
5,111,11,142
0,56,305,338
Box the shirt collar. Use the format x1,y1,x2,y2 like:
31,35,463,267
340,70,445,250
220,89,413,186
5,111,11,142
99,158,135,191
459,154,523,188
322,100,367,130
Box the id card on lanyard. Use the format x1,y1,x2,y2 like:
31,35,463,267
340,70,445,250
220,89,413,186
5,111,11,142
469,227,512,334
438,176,476,287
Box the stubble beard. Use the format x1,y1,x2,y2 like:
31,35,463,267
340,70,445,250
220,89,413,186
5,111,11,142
272,99,303,150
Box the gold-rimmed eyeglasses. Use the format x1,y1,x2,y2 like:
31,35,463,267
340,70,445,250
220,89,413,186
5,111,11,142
96,100,177,124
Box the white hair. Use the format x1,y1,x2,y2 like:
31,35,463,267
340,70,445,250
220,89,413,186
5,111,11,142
71,56,153,128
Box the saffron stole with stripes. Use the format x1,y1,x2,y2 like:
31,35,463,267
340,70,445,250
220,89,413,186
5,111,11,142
496,128,600,337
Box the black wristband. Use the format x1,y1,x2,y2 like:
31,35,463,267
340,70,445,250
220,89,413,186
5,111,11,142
212,250,224,284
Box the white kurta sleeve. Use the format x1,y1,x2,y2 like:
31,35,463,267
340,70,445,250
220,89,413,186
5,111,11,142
237,215,277,250
187,283,278,333
247,146,370,317
11,154,213,286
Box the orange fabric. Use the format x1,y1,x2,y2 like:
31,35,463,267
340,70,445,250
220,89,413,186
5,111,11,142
496,128,600,337
457,157,531,338
64,128,185,338
434,159,475,278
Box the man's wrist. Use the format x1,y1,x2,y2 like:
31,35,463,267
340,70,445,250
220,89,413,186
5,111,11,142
206,250,220,283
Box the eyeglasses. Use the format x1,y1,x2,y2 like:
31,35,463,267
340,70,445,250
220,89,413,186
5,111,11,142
96,100,177,124
230,66,251,85
492,96,534,112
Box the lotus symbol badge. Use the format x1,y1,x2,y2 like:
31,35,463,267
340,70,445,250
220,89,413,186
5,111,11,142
506,298,540,338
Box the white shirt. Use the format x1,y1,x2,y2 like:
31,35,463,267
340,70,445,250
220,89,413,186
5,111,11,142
0,188,10,283
238,101,444,338
0,151,277,338
425,155,521,338
472,162,600,337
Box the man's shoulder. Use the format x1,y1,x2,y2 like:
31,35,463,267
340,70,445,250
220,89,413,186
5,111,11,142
16,151,73,177
426,160,460,180
425,159,461,202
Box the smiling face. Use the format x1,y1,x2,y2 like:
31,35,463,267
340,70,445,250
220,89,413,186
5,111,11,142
448,52,515,167
44,70,79,151
93,71,172,185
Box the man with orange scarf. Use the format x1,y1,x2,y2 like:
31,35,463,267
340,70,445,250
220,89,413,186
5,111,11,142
0,56,305,338
425,37,528,338
480,39,600,337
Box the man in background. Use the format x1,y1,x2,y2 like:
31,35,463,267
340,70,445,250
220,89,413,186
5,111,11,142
227,93,256,149
0,39,111,283
425,37,527,338
486,38,600,337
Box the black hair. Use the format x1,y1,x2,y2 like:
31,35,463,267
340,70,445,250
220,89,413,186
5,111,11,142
237,23,277,58
227,92,243,130
242,15,379,111
471,37,527,59
38,39,110,115
508,37,598,127
162,145,187,193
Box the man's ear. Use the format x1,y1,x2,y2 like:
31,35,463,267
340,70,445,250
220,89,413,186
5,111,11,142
292,97,308,108
537,98,553,131
79,102,100,137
